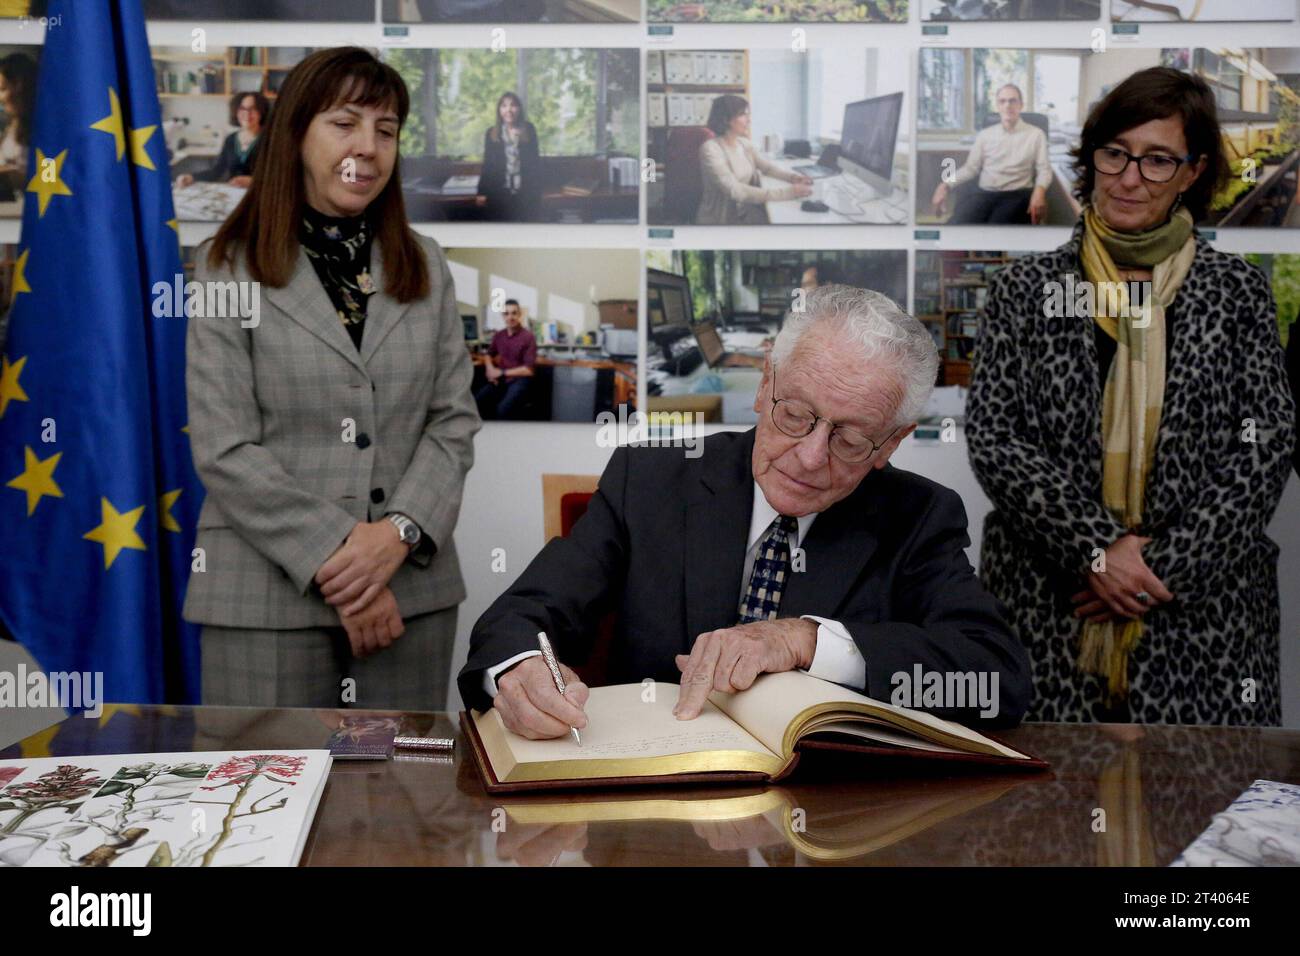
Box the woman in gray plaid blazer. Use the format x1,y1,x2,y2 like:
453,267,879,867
183,48,479,710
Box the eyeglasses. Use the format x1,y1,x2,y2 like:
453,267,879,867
768,365,899,464
1092,145,1196,184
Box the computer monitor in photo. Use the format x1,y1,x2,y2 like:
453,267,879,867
839,92,903,196
647,268,694,342
691,321,728,368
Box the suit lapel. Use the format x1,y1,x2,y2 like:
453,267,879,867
263,246,367,375
683,430,755,643
359,238,414,367
778,469,881,620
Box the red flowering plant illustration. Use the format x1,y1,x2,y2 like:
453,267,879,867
186,755,307,866
201,754,307,789
0,767,24,788
0,765,106,835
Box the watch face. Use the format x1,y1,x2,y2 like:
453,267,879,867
401,524,419,545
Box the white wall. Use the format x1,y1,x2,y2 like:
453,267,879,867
448,423,1300,727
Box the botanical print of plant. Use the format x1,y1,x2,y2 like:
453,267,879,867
168,754,308,868
31,761,212,867
0,764,108,867
0,767,24,789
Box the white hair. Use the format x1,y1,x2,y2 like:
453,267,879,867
769,284,939,428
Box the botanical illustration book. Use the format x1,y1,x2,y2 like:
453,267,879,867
0,750,331,867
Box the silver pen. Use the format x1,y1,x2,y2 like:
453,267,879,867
536,631,582,747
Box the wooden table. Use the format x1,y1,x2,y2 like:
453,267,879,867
7,706,1299,866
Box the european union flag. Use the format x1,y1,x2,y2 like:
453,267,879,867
0,0,203,703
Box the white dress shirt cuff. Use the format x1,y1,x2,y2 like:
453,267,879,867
799,616,866,691
483,650,542,698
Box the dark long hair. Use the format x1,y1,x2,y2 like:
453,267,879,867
488,91,532,144
207,47,429,302
1070,66,1227,221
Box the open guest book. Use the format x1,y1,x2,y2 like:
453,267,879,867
463,671,1048,793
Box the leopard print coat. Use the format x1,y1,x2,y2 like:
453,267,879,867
966,220,1296,726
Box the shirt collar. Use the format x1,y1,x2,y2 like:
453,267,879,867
748,480,817,550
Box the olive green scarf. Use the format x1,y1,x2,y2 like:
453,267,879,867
1076,204,1196,702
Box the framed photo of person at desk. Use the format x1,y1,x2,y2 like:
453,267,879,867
647,0,910,21
445,246,640,422
644,49,909,227
916,46,1095,228
0,45,39,221
646,48,910,226
381,47,639,224
382,0,640,22
157,45,321,222
921,0,1100,19
644,249,908,425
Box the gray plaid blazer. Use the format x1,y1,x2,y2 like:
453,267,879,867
182,231,480,630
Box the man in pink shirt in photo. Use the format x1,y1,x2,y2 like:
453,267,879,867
475,298,537,420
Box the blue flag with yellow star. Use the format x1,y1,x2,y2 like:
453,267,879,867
0,0,202,703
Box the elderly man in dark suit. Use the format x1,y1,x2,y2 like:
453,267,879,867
459,284,1031,736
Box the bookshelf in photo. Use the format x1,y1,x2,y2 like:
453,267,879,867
646,49,750,176
914,250,1014,387
153,46,301,99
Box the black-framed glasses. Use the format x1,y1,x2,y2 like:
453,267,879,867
1092,145,1196,184
768,365,899,464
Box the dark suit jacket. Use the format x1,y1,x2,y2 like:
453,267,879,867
478,122,542,222
459,430,1031,726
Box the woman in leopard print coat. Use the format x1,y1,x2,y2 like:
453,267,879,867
967,68,1296,725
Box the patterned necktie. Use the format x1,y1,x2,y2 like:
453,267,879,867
738,515,799,624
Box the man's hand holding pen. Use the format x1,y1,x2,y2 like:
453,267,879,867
494,655,589,740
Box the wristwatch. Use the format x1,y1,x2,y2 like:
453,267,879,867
386,512,422,551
